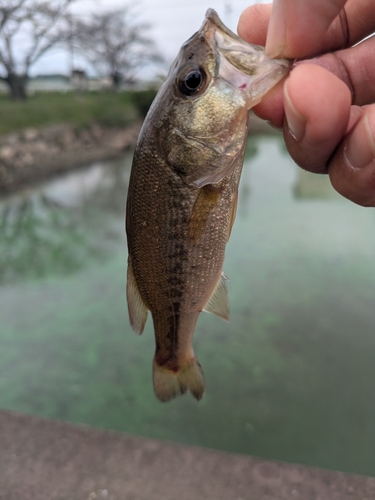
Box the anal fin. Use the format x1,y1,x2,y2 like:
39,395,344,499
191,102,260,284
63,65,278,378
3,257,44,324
126,258,148,334
203,271,229,321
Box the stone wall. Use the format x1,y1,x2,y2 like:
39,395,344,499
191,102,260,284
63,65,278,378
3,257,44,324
0,122,141,194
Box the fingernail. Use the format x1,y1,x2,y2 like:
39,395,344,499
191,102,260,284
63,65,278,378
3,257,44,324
284,80,306,142
265,0,285,58
345,113,375,169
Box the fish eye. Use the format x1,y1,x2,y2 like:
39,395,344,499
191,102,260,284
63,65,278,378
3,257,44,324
177,65,207,97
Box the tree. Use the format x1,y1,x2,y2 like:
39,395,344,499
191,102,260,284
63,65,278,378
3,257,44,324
0,0,72,100
73,5,163,90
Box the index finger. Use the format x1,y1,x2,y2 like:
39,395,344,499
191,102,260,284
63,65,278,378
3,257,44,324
265,0,348,58
239,0,375,60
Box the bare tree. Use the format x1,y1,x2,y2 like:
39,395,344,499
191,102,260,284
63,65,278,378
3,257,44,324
73,6,163,90
0,0,73,100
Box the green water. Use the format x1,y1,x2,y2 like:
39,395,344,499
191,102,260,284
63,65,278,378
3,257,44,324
1,136,375,476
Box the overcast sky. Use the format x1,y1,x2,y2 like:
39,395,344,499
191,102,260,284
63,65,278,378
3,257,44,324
30,0,269,78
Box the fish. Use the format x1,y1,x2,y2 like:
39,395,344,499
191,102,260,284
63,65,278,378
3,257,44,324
126,9,290,402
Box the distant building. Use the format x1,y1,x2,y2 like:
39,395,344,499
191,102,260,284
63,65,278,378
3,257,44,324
71,69,88,91
28,74,71,93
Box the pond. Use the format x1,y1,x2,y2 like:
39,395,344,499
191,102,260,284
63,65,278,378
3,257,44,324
1,134,375,477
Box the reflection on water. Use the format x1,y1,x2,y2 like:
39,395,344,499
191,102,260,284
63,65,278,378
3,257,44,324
0,156,130,284
1,136,375,476
293,169,341,200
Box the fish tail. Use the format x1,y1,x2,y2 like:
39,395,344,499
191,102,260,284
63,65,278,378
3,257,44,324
152,357,205,402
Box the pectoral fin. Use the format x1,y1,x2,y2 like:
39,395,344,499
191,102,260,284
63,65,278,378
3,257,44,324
189,184,221,244
203,271,229,321
127,258,148,335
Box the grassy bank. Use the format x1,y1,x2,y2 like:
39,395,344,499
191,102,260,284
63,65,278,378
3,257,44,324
0,90,157,136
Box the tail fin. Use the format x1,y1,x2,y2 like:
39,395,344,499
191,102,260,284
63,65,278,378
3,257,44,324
153,358,205,402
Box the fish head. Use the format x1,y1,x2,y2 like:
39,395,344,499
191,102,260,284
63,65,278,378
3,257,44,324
150,9,291,188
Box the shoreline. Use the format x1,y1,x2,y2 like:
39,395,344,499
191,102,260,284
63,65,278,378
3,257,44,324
0,121,142,195
0,113,276,196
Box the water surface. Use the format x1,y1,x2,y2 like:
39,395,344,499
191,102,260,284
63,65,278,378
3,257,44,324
1,136,375,476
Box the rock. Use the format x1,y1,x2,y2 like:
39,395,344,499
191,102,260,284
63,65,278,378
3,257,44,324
0,133,20,146
32,141,49,154
79,129,93,145
0,146,16,161
60,129,76,148
23,128,39,141
20,153,34,166
90,124,103,142
108,131,130,150
41,124,70,141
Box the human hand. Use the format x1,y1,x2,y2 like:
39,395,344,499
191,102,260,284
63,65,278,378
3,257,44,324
238,0,375,206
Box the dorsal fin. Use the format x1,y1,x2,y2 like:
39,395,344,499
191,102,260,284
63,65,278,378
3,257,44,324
203,271,229,321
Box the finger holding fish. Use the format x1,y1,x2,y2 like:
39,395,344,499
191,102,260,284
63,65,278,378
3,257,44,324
238,1,375,59
238,1,375,205
237,1,375,129
283,63,351,174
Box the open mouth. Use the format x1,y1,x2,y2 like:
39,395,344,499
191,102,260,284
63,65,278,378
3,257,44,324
201,9,291,103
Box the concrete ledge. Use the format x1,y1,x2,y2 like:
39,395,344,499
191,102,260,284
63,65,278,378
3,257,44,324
0,409,374,500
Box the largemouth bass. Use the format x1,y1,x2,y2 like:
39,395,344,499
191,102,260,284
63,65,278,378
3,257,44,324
126,9,290,402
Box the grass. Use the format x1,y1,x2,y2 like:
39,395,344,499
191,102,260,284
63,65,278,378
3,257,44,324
0,89,157,135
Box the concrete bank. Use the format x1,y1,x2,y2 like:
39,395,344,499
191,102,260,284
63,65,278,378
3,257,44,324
0,409,374,500
0,122,141,195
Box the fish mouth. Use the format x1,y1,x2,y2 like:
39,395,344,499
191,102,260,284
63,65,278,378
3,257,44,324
201,9,291,105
